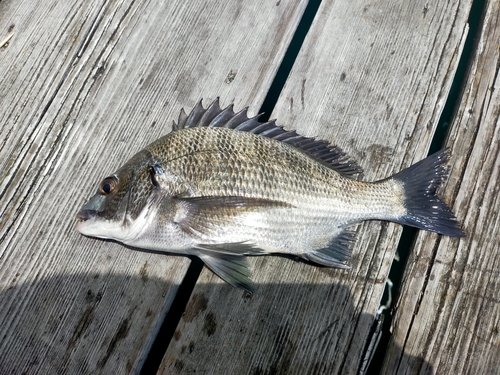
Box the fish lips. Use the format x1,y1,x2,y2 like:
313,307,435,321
75,194,105,229
75,208,125,239
75,209,98,235
75,192,108,234
75,191,129,238
76,208,96,222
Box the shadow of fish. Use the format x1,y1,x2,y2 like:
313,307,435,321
76,99,464,292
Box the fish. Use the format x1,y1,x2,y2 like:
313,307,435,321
76,98,465,292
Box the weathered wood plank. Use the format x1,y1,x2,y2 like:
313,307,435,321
382,1,500,373
0,0,308,373
160,1,472,374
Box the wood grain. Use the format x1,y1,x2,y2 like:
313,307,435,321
0,0,308,373
160,0,473,374
382,1,500,373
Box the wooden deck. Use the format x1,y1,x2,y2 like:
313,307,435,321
0,0,498,374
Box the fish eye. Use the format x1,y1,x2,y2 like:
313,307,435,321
100,177,116,195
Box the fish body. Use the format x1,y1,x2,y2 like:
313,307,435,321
77,99,464,292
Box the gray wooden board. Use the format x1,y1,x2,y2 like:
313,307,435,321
160,1,473,374
382,1,500,373
0,0,308,373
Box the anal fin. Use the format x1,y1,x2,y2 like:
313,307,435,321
304,229,356,268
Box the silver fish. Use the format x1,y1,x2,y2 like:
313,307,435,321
76,99,464,292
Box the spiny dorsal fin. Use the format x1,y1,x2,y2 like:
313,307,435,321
172,98,363,176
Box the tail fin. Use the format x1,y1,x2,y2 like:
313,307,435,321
392,149,465,237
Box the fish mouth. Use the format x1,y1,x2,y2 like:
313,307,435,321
75,209,104,237
76,209,97,222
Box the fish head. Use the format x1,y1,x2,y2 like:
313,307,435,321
76,150,159,242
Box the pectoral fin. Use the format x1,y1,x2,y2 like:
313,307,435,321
198,252,253,293
195,242,265,255
175,196,291,237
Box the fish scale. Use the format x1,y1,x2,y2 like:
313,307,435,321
76,99,464,292
161,129,341,202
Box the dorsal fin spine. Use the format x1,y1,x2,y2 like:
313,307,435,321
177,108,188,129
185,100,204,128
225,108,250,129
210,104,235,127
198,97,222,127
